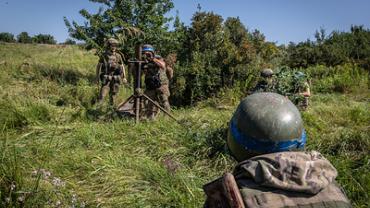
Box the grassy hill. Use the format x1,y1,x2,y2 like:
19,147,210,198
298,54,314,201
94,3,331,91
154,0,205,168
0,43,369,207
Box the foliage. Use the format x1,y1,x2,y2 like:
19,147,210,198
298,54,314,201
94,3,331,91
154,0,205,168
0,32,15,43
63,38,76,45
285,25,370,70
17,32,32,44
64,0,174,57
170,12,282,105
32,34,57,44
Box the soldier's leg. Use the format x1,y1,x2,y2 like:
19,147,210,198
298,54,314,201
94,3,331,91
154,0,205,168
98,82,110,104
109,82,120,106
158,85,171,112
301,97,309,111
144,89,157,119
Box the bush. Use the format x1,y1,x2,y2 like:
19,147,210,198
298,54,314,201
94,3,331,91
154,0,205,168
303,64,368,93
32,34,57,44
0,32,15,43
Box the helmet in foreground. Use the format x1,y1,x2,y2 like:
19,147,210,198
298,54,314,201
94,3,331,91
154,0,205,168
227,92,306,161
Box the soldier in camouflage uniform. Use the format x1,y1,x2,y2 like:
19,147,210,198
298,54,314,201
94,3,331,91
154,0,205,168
250,68,276,94
203,93,351,208
96,38,127,106
141,44,173,119
292,71,311,110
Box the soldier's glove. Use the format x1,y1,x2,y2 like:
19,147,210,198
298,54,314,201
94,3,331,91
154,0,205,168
122,78,127,84
104,75,113,81
113,75,122,84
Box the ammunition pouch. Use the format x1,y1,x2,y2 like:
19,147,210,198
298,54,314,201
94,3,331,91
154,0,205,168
145,72,162,90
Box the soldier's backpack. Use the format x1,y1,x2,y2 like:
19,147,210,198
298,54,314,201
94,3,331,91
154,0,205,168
203,151,352,208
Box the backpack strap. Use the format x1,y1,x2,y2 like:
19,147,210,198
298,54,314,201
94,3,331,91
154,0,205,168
203,173,245,208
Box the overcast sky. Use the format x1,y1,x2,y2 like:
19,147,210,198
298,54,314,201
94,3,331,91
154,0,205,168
0,0,369,44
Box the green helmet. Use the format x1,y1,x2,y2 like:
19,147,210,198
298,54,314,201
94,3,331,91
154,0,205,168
107,38,119,46
227,92,306,161
260,68,274,77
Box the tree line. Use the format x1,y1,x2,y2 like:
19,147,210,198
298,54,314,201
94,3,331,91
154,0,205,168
0,32,77,45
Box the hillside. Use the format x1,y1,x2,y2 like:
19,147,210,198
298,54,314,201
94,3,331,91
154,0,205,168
0,43,369,207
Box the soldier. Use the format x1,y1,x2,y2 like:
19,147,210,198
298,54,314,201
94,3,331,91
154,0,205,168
203,93,351,208
292,71,311,110
141,44,173,119
250,68,276,94
96,38,127,106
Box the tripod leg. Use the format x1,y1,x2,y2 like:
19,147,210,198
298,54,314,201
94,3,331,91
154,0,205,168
135,96,140,123
141,93,178,122
116,95,135,110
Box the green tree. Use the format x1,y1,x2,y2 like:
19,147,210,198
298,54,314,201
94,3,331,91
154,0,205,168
64,0,174,57
32,34,57,44
63,38,76,45
17,32,32,43
0,32,15,42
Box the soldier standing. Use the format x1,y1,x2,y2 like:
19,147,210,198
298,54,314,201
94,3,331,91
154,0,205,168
96,38,127,106
203,93,351,208
250,68,276,94
141,44,173,119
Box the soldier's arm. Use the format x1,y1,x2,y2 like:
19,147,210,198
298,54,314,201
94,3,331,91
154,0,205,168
166,65,174,80
152,58,166,69
299,83,311,97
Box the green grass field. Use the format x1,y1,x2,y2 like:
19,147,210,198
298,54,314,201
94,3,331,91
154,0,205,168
0,43,369,207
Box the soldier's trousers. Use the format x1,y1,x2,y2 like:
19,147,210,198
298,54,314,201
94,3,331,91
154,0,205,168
144,84,170,119
98,80,120,106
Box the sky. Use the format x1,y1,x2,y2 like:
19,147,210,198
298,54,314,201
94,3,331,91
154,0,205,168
0,0,369,44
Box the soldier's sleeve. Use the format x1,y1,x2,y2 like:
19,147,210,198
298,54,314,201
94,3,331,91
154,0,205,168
166,65,174,80
152,58,166,69
304,82,311,96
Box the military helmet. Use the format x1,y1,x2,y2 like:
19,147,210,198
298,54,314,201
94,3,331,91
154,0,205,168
260,68,274,77
107,38,119,46
227,92,306,161
142,44,155,53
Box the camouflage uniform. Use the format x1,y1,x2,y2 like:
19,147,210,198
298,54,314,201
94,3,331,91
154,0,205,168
96,40,126,106
297,81,310,109
250,79,276,94
250,69,276,94
204,151,351,208
143,57,173,119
